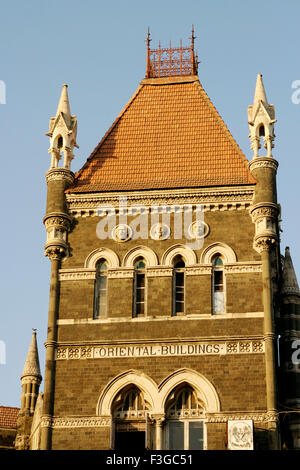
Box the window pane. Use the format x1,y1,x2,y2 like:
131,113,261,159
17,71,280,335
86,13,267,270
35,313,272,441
99,294,107,316
136,288,144,303
214,271,223,288
169,422,184,450
136,302,144,315
176,272,184,286
213,291,224,313
189,422,203,450
137,273,145,287
99,276,107,290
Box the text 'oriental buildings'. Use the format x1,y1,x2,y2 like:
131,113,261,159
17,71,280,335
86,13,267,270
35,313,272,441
14,31,300,450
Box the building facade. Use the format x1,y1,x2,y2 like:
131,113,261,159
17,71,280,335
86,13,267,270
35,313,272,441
15,32,300,450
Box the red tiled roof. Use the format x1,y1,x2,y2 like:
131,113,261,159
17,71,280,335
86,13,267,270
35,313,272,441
0,406,19,428
66,75,255,193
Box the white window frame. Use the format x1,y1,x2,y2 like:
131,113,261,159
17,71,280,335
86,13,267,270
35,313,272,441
133,259,147,317
172,266,185,316
165,419,207,450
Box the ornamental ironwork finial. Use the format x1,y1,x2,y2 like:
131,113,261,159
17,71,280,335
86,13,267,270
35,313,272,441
145,28,198,78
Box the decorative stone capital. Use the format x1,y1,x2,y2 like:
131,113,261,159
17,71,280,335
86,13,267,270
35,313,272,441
151,414,166,427
249,156,278,173
249,202,280,223
253,236,277,254
265,410,279,423
45,168,74,185
44,246,66,261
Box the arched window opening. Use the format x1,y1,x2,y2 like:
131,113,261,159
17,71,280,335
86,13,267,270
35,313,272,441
133,257,146,317
57,136,63,149
259,124,265,137
172,255,185,316
93,259,108,319
165,383,205,450
258,124,265,156
112,385,151,451
212,254,225,314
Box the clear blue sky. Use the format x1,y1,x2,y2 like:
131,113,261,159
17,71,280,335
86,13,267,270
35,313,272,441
0,0,299,407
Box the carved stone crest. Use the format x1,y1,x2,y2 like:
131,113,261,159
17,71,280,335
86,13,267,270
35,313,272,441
150,223,170,240
112,224,132,242
188,220,209,240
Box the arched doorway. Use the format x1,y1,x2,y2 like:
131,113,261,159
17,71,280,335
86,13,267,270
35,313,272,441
112,385,151,450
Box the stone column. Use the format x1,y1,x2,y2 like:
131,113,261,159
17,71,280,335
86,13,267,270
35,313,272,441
152,414,165,450
40,248,63,450
256,238,280,449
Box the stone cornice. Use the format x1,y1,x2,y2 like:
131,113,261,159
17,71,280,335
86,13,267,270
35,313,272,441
65,186,255,216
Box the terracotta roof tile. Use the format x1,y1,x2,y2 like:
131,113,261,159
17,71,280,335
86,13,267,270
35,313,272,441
66,76,255,193
0,406,19,428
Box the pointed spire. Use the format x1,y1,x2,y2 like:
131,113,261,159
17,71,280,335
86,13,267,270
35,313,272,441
253,73,268,106
56,84,72,129
282,247,300,296
21,329,41,380
248,73,276,158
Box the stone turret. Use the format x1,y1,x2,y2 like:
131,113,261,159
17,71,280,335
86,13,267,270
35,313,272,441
40,85,78,450
278,247,300,449
15,330,42,450
43,84,78,260
248,73,279,253
248,74,280,449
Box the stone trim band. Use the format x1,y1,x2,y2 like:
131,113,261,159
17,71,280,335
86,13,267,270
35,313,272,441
59,262,262,281
55,340,264,361
40,411,277,429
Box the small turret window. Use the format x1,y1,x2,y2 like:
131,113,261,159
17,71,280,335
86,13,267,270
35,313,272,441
259,124,265,137
57,136,63,149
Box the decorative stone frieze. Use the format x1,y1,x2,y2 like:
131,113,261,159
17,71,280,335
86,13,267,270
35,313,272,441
206,411,278,423
41,416,111,429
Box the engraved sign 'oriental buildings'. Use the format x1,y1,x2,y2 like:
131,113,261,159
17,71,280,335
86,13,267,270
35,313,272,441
15,31,300,450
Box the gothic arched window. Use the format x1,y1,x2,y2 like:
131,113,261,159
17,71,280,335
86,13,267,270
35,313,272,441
172,256,185,316
93,259,108,319
212,254,225,314
133,257,146,317
112,385,151,451
165,384,205,450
